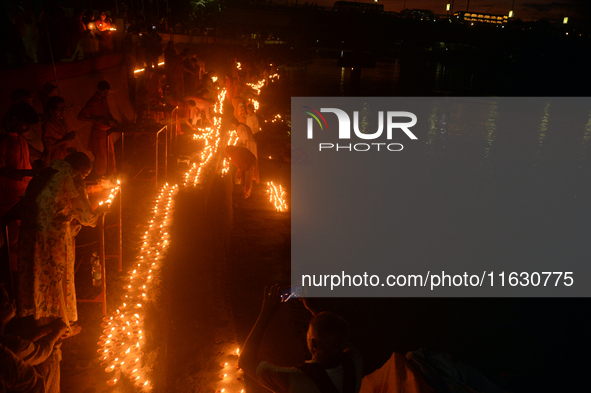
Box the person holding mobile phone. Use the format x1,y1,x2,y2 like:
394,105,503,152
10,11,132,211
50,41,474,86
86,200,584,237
239,284,362,393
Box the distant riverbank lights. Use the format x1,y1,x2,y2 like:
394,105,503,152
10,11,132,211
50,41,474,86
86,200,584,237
267,182,288,212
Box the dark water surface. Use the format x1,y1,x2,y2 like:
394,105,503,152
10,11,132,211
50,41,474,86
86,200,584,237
286,60,591,392
286,57,401,96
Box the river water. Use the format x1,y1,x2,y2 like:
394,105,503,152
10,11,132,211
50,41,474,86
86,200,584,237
286,63,591,296
286,57,401,96
277,57,591,391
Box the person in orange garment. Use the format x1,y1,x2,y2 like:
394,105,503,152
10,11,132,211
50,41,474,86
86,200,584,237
0,103,40,272
9,88,45,166
77,81,119,176
224,145,256,199
230,117,259,184
42,96,77,164
95,11,114,52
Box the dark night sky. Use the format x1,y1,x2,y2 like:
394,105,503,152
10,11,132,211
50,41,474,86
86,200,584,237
312,0,590,21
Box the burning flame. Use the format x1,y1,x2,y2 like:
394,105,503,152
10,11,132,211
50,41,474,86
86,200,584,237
98,74,277,390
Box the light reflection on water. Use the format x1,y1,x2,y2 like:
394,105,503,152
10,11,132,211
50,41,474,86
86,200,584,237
293,95,591,286
287,62,591,179
404,98,591,277
583,111,591,144
484,103,497,162
537,101,550,156
288,58,401,96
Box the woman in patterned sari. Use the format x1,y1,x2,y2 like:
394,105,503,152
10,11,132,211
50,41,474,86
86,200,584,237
17,152,106,329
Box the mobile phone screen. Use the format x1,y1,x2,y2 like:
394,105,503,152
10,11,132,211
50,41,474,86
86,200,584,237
280,285,303,302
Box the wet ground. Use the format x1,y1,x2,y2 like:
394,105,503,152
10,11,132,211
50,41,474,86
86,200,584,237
60,177,169,393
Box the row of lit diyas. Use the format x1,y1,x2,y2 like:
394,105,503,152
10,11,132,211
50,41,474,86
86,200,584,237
264,114,283,124
266,182,288,212
98,76,274,391
246,80,265,94
216,74,291,393
258,72,287,212
98,87,230,389
98,180,121,207
210,85,245,393
245,73,280,93
184,89,227,186
183,86,245,393
246,72,279,109
98,182,178,390
190,73,279,392
134,61,166,74
221,131,239,176
187,128,217,186
215,347,244,393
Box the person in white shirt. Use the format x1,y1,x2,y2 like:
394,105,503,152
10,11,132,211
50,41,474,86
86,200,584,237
245,103,260,135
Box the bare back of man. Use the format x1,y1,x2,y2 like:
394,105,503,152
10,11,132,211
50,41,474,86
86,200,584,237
185,96,213,125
